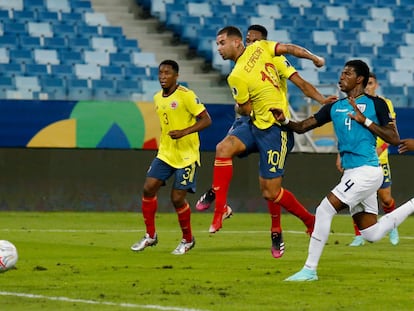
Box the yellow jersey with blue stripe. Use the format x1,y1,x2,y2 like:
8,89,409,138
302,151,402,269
154,85,206,168
377,96,395,164
227,40,291,130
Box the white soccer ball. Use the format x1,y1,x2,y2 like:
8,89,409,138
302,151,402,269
0,240,18,272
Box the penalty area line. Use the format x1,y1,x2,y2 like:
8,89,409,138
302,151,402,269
0,291,211,311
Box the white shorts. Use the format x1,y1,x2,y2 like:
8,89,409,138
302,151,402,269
331,165,383,216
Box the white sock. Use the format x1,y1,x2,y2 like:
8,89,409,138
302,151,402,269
361,198,414,242
304,197,337,271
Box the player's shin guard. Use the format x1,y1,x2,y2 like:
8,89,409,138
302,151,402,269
142,196,157,238
304,197,337,270
361,198,414,242
176,203,192,242
267,199,281,233
276,188,315,230
212,157,233,213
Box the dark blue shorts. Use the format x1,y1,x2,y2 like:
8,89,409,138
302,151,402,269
228,116,294,179
146,158,197,193
379,162,392,189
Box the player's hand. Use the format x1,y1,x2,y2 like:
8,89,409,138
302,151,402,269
398,138,414,153
269,108,285,122
320,95,338,105
313,56,325,68
168,130,185,139
347,96,365,124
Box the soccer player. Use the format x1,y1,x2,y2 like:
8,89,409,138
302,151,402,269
130,59,212,255
270,60,414,281
196,25,337,258
347,72,399,246
204,25,327,258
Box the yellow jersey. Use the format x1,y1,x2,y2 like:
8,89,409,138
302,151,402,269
227,40,291,129
377,96,396,164
154,85,206,168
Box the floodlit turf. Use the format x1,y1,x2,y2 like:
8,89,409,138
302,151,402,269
1,211,414,311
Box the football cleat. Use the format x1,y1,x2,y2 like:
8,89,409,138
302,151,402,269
208,205,233,233
130,233,158,252
389,228,399,246
196,188,216,211
171,237,195,255
349,235,365,247
271,231,285,258
285,267,318,282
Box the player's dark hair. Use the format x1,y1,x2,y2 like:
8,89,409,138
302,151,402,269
369,72,377,80
247,24,268,39
217,26,243,39
345,59,370,88
159,59,179,73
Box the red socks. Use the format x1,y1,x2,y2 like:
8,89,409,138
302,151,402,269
267,200,281,233
212,157,233,213
141,196,157,238
382,198,395,214
275,188,315,230
176,203,192,242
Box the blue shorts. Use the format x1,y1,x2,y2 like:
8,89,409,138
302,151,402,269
379,162,392,189
228,116,294,179
146,158,197,193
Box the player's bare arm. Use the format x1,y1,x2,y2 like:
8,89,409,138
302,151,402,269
290,74,338,105
168,110,212,139
269,108,319,134
276,43,325,68
235,99,252,116
347,97,400,146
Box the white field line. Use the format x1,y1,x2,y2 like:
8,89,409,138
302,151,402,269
0,291,211,311
0,228,413,239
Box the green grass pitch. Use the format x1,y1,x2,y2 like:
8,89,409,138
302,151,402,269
1,211,414,311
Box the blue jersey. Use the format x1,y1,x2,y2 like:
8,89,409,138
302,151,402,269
314,94,392,169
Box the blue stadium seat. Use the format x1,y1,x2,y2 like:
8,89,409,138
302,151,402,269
101,26,123,38
101,66,124,81
76,25,99,38
13,10,37,23
0,63,23,77
124,66,148,80
23,0,45,11
115,37,140,53
10,49,33,64
110,53,132,67
91,37,117,53
84,12,109,26
0,76,13,88
34,49,60,65
75,63,101,80
84,50,110,66
19,36,42,50
51,64,74,79
61,12,83,25
53,24,77,39
318,71,339,85
59,51,82,65
26,64,49,77
15,76,41,92
44,37,67,50
37,11,60,24
0,0,23,11
46,0,71,13
3,22,27,35
28,22,53,38
68,37,90,52
116,79,142,95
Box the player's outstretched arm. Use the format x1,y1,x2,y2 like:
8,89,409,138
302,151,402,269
269,108,319,134
276,43,325,68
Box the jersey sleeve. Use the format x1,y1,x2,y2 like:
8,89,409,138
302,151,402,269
313,102,333,126
228,74,249,104
183,89,206,117
374,97,393,126
273,56,297,80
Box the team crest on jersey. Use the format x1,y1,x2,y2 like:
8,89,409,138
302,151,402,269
356,104,366,113
170,101,178,109
232,87,238,96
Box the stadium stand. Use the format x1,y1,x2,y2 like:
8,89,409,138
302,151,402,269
0,0,412,107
